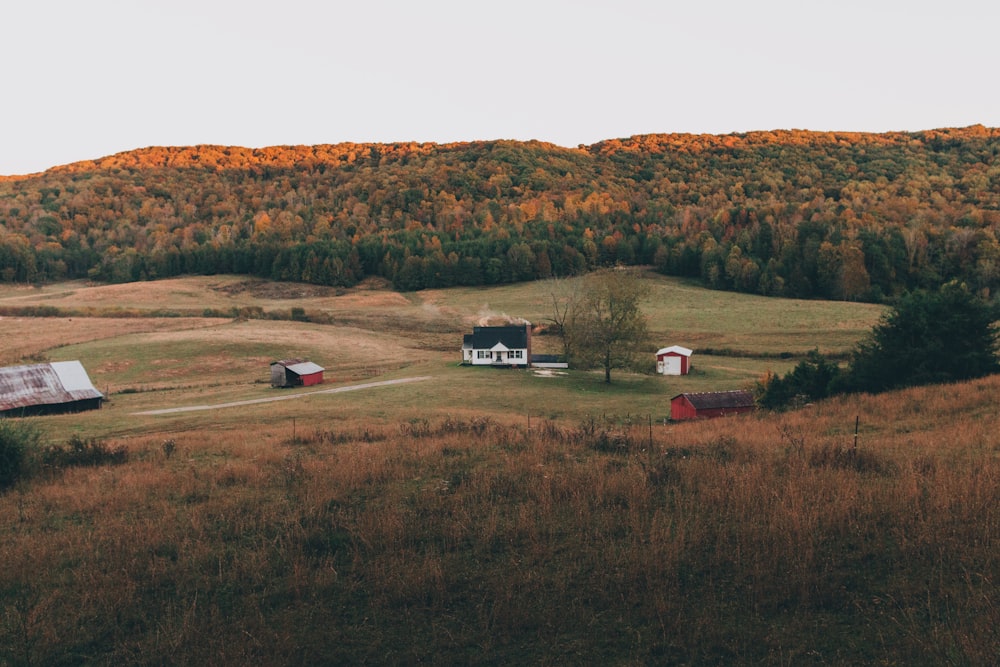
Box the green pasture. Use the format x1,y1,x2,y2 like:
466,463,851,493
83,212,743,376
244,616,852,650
34,347,795,443
2,273,880,440
430,272,886,355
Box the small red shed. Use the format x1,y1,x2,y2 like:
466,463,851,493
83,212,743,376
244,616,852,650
270,359,325,388
656,346,693,375
670,390,755,421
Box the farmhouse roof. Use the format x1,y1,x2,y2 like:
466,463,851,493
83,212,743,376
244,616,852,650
271,359,324,375
656,345,693,357
672,390,755,410
0,361,104,412
469,325,528,350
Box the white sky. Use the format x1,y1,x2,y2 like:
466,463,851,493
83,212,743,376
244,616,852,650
2,0,997,175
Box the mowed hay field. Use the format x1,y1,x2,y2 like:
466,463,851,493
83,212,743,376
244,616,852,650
11,275,1000,664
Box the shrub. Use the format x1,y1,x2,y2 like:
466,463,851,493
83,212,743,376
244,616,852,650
755,349,843,410
40,435,128,470
575,414,643,453
0,419,41,490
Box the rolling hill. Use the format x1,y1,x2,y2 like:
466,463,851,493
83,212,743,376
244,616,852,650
2,126,999,301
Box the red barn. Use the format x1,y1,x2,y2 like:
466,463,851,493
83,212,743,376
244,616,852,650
270,359,325,388
670,390,755,421
656,345,692,375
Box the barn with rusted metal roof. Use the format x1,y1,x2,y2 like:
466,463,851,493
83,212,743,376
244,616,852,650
0,361,105,416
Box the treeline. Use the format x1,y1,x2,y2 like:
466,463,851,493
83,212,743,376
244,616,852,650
2,127,999,300
757,282,1000,408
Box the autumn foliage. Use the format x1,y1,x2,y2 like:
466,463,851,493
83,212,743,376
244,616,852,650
2,127,999,300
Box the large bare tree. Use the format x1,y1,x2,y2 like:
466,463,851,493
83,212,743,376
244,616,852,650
563,268,649,383
543,276,581,361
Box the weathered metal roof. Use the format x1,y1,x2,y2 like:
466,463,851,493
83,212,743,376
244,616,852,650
0,361,104,412
284,361,324,376
673,390,755,410
271,359,324,375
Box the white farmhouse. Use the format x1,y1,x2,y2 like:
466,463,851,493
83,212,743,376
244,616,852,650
462,325,531,368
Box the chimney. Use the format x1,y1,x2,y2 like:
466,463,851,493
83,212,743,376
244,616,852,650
526,324,532,367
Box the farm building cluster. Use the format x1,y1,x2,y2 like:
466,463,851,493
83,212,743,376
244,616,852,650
0,356,330,418
460,324,754,421
0,326,751,423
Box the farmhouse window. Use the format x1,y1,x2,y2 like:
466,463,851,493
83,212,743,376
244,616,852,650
477,350,490,359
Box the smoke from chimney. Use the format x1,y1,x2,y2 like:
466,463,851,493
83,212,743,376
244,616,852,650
476,305,530,328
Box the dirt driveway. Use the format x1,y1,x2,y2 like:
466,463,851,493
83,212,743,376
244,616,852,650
133,376,432,415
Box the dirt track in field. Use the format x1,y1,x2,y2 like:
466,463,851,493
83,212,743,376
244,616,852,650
132,376,432,415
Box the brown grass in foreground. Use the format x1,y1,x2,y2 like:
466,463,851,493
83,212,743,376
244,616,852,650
1,377,998,665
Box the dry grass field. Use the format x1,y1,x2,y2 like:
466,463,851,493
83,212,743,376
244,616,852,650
0,317,225,367
7,275,998,665
1,374,998,664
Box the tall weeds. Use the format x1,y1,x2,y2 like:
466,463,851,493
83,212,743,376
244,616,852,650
1,383,999,665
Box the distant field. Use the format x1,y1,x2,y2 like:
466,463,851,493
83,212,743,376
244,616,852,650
427,272,885,354
0,273,885,440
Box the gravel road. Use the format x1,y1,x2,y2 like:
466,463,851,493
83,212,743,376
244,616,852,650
132,376,432,415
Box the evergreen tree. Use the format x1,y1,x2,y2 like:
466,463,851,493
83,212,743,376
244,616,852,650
844,282,1000,393
756,349,843,409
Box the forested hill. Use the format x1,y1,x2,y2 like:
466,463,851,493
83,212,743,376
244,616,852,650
2,126,999,301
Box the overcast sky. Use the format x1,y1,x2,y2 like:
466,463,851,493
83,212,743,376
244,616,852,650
2,0,997,175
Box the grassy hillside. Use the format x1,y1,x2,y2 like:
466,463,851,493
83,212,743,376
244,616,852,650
2,379,999,664
4,276,999,664
0,272,885,439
